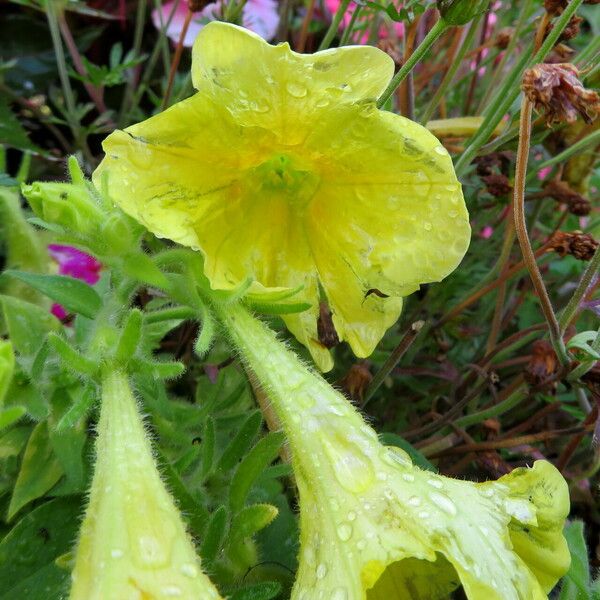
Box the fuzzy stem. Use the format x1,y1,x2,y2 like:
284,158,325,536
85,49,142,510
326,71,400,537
513,98,570,366
318,0,352,51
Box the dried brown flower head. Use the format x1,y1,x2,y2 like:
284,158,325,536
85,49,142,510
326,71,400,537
482,173,512,196
187,0,210,10
339,361,373,402
525,340,559,388
317,302,340,349
544,0,567,15
549,231,599,261
543,179,592,215
522,64,600,125
495,27,514,50
545,43,576,64
545,15,584,43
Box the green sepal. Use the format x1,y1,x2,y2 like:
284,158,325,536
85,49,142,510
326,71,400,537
231,503,279,542
115,308,143,363
48,333,98,378
217,410,262,472
200,505,229,564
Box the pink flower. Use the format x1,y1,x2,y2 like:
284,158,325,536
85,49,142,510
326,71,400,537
152,0,279,47
479,225,494,239
48,244,102,319
537,166,552,180
325,0,404,44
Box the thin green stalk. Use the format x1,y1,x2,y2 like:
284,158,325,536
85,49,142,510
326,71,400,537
339,5,361,46
558,245,600,334
455,385,528,428
455,0,585,175
318,0,351,51
421,22,478,123
377,19,450,108
576,32,600,66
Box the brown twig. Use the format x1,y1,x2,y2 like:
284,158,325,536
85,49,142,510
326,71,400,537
297,0,317,53
162,9,193,110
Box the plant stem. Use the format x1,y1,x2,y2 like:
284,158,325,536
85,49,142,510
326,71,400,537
162,9,193,110
363,320,425,407
421,22,476,123
339,4,362,46
377,19,449,108
558,245,600,335
513,97,570,366
318,0,351,51
455,383,528,428
297,0,317,52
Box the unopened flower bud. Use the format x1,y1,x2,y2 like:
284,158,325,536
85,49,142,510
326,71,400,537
544,0,567,15
545,15,583,43
339,361,372,402
495,27,514,50
522,63,600,125
482,173,512,196
549,231,599,261
437,0,491,25
525,340,558,388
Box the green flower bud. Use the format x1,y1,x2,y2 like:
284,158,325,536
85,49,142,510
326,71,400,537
437,0,490,25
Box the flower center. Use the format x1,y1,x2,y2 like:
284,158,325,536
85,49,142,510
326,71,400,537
251,153,320,208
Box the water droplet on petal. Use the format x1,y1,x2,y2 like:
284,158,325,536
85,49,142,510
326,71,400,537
316,563,328,579
316,98,330,108
427,478,444,489
331,587,348,600
110,549,124,559
402,473,415,482
180,563,198,578
424,222,432,231
408,496,422,507
286,82,308,98
434,145,448,156
347,511,356,521
337,523,353,541
429,491,457,516
162,585,182,597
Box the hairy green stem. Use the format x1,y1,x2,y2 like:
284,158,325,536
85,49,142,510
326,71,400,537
455,384,528,428
377,19,449,108
339,5,362,46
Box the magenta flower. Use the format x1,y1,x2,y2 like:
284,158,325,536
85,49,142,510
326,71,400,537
48,244,102,319
152,0,279,47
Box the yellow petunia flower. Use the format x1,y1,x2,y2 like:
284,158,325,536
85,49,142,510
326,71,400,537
70,369,222,600
93,22,470,371
215,302,570,600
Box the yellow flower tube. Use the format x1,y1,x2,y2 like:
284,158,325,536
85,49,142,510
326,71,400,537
70,368,222,600
214,301,570,600
93,22,471,372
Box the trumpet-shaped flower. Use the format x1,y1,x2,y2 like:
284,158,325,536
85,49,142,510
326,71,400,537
70,369,222,600
93,23,470,371
215,302,570,600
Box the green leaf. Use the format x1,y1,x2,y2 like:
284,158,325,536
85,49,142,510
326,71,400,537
0,497,82,600
194,304,216,358
245,300,312,315
0,405,27,430
200,417,216,479
115,308,143,363
48,333,98,377
231,503,279,542
3,271,102,319
8,422,63,520
0,340,15,407
218,410,263,472
559,520,591,599
0,295,59,359
230,432,284,513
0,94,44,154
229,582,282,600
122,252,169,289
200,506,228,563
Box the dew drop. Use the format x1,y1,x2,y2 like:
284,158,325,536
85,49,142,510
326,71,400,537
356,539,366,550
337,523,353,541
286,82,308,98
402,473,415,482
347,511,356,521
427,478,444,489
323,437,375,493
162,585,182,597
429,491,457,516
110,549,124,559
180,563,198,578
331,587,348,600
434,145,447,156
315,97,330,108
316,563,328,579
408,496,421,507
418,511,430,519
423,221,432,231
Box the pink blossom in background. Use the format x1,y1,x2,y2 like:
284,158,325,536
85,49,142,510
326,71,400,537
325,0,404,44
537,166,552,180
479,225,494,239
152,0,279,47
48,244,102,319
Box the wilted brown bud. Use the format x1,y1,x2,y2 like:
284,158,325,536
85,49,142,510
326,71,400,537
377,39,402,66
495,27,514,50
545,15,583,43
525,340,558,387
187,0,209,11
482,173,512,196
543,179,591,215
339,361,373,402
545,43,576,64
317,302,339,349
522,64,600,125
549,231,599,261
544,0,567,15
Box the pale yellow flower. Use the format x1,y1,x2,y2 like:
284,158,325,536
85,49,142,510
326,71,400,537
93,22,470,371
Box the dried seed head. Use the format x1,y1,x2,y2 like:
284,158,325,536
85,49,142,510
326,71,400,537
545,15,584,43
544,0,568,15
317,302,340,349
339,361,372,402
495,27,514,50
548,231,599,261
522,63,600,125
482,173,512,196
525,340,558,387
543,179,591,215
